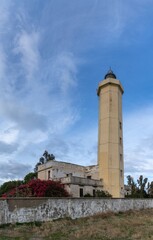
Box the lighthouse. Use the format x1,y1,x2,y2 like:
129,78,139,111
97,69,124,198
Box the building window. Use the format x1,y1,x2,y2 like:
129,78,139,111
87,176,91,179
119,122,122,130
120,137,122,145
80,188,83,197
120,154,122,162
93,189,96,197
48,170,50,179
120,170,123,177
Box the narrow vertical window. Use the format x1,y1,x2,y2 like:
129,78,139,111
48,170,50,179
119,121,122,130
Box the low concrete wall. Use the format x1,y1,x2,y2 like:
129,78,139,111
0,198,153,224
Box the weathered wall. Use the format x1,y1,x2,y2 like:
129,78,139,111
60,175,103,197
38,160,86,180
0,198,153,225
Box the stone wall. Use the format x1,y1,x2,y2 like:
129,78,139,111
0,198,153,225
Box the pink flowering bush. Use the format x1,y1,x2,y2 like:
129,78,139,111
2,179,69,198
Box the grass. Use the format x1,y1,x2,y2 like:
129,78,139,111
0,209,153,239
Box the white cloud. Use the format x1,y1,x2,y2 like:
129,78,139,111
0,46,6,82
0,159,31,183
14,30,40,81
0,127,19,144
124,105,153,181
0,100,47,131
46,125,98,166
52,52,78,94
0,0,11,33
0,141,18,155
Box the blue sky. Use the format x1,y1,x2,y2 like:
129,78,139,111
0,0,153,184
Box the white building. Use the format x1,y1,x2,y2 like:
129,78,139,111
37,160,103,197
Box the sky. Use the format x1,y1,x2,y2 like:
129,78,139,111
0,0,153,185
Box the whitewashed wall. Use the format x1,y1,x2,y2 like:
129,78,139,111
0,198,153,225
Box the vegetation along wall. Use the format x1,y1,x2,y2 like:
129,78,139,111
1,198,153,225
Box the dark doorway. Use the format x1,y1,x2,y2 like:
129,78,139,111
93,189,96,197
80,188,83,197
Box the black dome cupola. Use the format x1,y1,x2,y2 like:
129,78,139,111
104,68,116,79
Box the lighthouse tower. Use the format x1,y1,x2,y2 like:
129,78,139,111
97,69,124,198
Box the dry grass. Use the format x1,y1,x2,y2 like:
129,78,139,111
1,209,153,239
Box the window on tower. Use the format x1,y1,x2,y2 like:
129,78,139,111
119,121,122,130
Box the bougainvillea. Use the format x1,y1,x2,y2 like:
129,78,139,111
0,180,23,197
2,179,69,198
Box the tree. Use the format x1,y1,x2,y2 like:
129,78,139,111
39,157,45,164
126,175,138,197
0,180,23,197
84,193,92,197
95,190,112,198
43,150,55,161
126,175,148,198
147,181,153,198
34,162,42,173
24,172,37,184
34,151,55,172
137,175,148,198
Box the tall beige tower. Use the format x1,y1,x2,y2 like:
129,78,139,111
97,69,124,198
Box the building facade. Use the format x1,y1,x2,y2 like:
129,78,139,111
38,160,103,197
